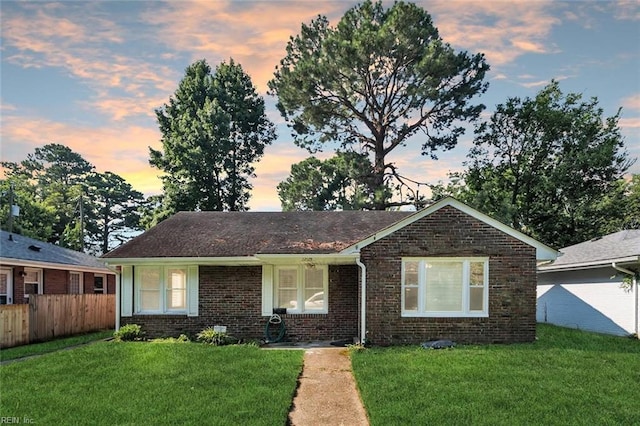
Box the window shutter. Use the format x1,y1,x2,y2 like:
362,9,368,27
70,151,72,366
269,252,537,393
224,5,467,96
187,266,199,317
261,265,273,316
121,265,133,317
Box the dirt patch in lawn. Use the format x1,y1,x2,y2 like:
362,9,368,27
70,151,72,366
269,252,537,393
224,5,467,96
288,347,368,426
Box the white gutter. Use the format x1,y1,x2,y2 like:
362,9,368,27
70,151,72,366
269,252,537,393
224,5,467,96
539,256,640,273
612,262,639,339
356,255,367,344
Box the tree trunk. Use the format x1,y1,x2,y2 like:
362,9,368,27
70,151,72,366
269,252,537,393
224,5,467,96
371,141,387,210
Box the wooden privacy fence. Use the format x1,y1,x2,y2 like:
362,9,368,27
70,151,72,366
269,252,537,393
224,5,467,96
0,294,115,348
0,304,29,348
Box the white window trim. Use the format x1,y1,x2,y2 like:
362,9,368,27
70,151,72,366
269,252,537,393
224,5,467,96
401,257,489,318
94,273,107,294
23,267,43,298
69,271,84,294
134,265,190,315
272,264,329,314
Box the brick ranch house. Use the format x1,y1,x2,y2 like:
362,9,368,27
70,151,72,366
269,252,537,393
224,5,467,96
1,230,116,305
102,197,557,345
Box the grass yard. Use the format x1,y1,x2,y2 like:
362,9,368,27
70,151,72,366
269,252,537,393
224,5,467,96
352,325,640,426
0,330,114,361
1,342,303,425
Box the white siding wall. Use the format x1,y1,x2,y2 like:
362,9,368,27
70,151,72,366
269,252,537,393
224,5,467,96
537,267,636,336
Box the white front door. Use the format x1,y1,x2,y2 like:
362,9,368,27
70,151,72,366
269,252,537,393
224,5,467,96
0,268,13,304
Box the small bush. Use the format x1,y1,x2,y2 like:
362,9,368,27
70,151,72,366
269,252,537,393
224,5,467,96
197,327,230,346
347,342,367,354
113,324,144,342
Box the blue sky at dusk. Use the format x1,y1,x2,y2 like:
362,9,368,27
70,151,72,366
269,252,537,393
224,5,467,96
1,0,638,210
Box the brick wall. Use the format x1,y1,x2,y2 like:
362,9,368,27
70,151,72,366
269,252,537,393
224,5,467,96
107,274,116,294
123,264,359,342
43,269,68,294
362,205,537,345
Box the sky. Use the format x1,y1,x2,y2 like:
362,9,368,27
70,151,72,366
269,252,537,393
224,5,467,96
1,0,639,211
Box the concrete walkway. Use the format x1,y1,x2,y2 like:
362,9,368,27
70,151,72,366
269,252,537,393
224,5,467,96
288,347,369,426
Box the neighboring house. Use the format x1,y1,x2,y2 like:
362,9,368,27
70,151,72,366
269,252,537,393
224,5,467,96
537,230,640,337
102,197,556,345
0,230,116,305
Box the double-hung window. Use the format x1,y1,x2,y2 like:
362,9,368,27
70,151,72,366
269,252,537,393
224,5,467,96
274,265,328,314
69,271,83,294
135,266,188,314
23,268,43,298
402,257,488,317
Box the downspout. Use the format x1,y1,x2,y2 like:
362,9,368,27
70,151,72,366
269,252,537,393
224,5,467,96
356,254,367,344
612,262,638,339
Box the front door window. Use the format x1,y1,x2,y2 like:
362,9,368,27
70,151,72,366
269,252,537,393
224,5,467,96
0,268,13,304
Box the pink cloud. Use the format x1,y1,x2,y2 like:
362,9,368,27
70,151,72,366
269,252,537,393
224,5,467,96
427,1,561,66
621,94,640,111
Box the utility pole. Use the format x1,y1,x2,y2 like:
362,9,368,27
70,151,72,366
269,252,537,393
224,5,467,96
7,183,14,234
79,193,85,252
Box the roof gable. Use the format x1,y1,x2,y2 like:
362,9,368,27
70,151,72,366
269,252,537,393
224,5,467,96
0,230,111,272
341,197,557,261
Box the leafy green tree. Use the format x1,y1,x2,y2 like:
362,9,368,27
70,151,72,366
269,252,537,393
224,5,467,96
268,0,489,209
5,144,93,246
597,175,640,233
0,167,56,241
2,144,145,253
621,174,640,229
150,59,276,220
461,81,634,247
85,171,144,254
278,152,373,210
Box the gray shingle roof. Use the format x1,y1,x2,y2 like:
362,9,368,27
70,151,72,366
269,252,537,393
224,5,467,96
542,230,640,269
102,210,413,259
0,230,111,271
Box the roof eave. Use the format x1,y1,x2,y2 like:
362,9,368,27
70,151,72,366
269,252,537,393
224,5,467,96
538,255,640,273
103,253,361,266
255,253,359,265
0,257,113,274
103,256,262,266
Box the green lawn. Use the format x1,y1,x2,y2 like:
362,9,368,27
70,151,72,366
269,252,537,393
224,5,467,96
352,325,640,426
1,342,303,425
0,330,114,361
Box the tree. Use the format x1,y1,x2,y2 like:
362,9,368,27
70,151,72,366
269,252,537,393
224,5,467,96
461,81,634,247
150,59,276,220
85,171,144,254
1,144,145,253
0,167,56,241
268,0,489,209
8,144,93,246
621,174,640,229
278,152,373,210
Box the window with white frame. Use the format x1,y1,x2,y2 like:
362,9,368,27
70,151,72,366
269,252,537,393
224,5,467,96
135,266,188,314
23,268,43,298
69,271,83,294
402,258,488,317
93,274,107,294
274,265,328,314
